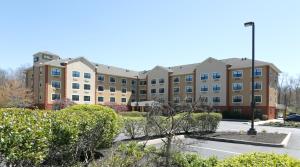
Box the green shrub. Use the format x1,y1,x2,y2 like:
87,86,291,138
123,117,146,139
217,152,300,167
172,152,218,167
118,111,147,117
175,113,197,133
194,113,222,132
0,108,53,166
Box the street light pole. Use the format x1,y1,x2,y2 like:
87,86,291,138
244,21,257,135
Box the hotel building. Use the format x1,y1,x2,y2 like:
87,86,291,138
25,51,281,119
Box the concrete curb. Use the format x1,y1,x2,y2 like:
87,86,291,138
138,135,185,146
188,133,292,148
243,119,283,126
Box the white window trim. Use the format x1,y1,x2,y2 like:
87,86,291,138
51,93,61,101
71,94,80,102
200,85,209,92
185,86,193,93
97,96,104,103
159,78,165,84
151,79,156,85
121,87,127,94
121,78,127,85
212,97,221,103
232,95,243,103
72,71,80,78
72,82,80,90
173,77,180,83
110,86,116,93
200,73,209,81
232,70,243,78
159,88,165,94
232,83,243,91
83,84,91,91
84,72,91,79
151,89,156,94
253,68,263,77
97,85,104,92
83,95,91,102
51,80,61,89
173,97,180,103
212,84,221,93
173,87,180,93
110,96,116,103
251,81,263,90
185,75,193,82
121,97,127,103
51,68,61,77
253,95,262,104
98,74,105,81
109,76,116,83
212,72,221,80
140,89,146,95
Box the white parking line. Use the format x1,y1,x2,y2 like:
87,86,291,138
187,145,241,155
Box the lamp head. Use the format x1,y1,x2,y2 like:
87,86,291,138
244,22,254,27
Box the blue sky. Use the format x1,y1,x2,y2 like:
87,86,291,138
0,1,299,76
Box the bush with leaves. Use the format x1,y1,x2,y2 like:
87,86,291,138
172,152,218,167
194,113,222,132
119,111,148,117
217,152,300,167
0,108,53,166
123,117,146,139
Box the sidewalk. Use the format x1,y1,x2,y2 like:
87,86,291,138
244,119,283,126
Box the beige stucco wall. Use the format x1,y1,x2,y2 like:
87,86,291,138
269,67,279,107
170,74,194,104
95,74,136,105
66,61,96,104
147,66,169,103
46,66,65,104
195,58,227,106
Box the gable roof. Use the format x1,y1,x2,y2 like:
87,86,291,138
95,63,139,78
67,57,96,70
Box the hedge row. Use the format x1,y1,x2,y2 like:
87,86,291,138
122,112,222,139
0,105,120,166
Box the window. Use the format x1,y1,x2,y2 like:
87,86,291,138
174,97,180,104
151,79,156,85
254,82,262,90
201,97,208,103
159,78,164,84
151,89,156,94
201,73,208,80
173,87,180,93
212,72,221,80
51,68,61,76
98,85,104,91
72,95,79,101
98,75,105,81
233,95,243,103
140,90,147,94
72,83,80,89
186,75,193,82
122,88,127,93
84,73,91,79
84,96,90,101
233,70,243,78
84,84,91,90
34,57,39,62
213,97,221,103
186,86,193,93
140,80,147,85
98,96,104,102
51,81,61,89
121,79,127,84
159,88,164,94
110,76,116,83
131,80,136,85
110,87,116,92
254,95,262,103
131,89,136,94
186,97,193,103
254,68,262,77
232,83,243,91
173,77,180,83
121,98,127,103
110,97,115,103
200,85,208,92
52,94,60,101
72,71,80,77
212,84,221,92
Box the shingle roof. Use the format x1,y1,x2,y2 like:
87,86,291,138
43,58,71,67
221,58,281,73
95,63,140,78
168,63,200,75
